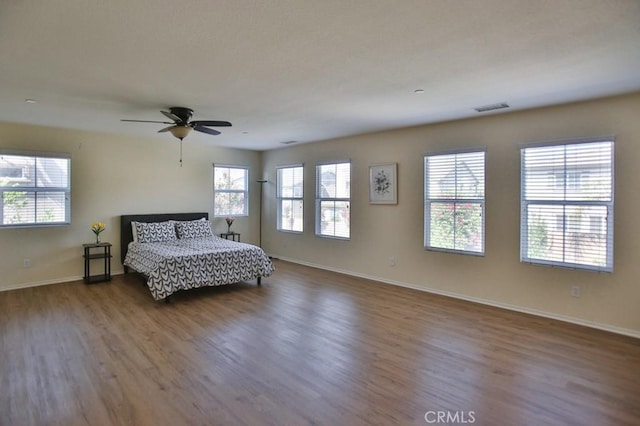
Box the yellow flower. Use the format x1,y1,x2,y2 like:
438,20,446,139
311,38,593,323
91,221,106,234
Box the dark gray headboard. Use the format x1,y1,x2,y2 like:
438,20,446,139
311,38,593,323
120,212,209,264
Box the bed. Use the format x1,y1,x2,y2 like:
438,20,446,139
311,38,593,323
120,213,274,301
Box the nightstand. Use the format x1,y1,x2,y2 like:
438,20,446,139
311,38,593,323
83,242,112,284
220,232,240,242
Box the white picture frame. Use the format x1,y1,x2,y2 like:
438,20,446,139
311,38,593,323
369,163,397,204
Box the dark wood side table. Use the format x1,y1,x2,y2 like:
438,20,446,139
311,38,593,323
220,232,240,242
83,242,112,284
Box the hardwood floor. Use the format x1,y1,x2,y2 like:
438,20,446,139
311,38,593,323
1,260,639,425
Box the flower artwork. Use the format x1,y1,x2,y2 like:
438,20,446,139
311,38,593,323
91,221,106,244
369,163,397,204
374,170,391,195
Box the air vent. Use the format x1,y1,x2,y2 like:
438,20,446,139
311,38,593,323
474,102,510,113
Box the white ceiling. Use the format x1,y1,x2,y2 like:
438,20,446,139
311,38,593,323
1,0,639,151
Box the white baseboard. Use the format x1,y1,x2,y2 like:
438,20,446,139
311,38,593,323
2,275,83,291
5,259,638,340
276,256,640,340
1,269,125,292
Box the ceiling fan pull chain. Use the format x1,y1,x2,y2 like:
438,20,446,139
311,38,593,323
179,139,183,167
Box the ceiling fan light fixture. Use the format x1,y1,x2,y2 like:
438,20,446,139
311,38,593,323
169,125,192,140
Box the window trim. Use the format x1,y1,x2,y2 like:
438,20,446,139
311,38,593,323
424,147,486,256
519,138,614,272
213,164,249,217
315,160,351,240
0,150,71,228
276,164,304,233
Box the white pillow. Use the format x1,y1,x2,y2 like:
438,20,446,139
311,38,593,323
131,222,139,242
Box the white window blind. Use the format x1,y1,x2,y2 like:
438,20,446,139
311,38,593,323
424,149,485,255
0,151,71,227
277,165,304,232
213,165,249,217
520,140,614,272
316,161,350,239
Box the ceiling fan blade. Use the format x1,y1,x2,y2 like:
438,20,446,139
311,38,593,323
191,120,232,127
158,126,174,133
161,110,182,122
193,125,221,135
121,119,174,124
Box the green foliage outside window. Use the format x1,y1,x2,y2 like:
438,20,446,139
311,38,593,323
430,203,482,252
527,214,549,258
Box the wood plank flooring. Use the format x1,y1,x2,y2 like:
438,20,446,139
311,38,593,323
1,260,639,425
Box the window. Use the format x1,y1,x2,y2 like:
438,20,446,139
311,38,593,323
213,165,248,217
520,139,614,272
0,151,71,227
424,149,485,255
277,165,304,232
316,161,350,239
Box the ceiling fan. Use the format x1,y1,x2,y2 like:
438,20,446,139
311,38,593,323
121,106,232,140
121,107,232,166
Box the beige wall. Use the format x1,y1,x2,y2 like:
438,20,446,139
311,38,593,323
262,93,640,336
0,123,262,290
2,94,638,335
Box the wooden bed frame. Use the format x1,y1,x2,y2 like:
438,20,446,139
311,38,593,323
120,212,208,273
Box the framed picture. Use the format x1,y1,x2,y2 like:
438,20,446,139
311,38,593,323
369,163,397,204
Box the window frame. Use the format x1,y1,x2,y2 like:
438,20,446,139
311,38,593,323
276,164,304,233
0,150,71,228
520,138,614,272
213,164,249,217
424,148,486,256
315,160,351,240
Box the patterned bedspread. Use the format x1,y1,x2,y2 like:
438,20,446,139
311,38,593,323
123,236,274,300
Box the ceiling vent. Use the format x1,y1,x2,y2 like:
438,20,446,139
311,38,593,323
474,102,510,113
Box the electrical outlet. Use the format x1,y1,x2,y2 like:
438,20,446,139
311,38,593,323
571,285,580,298
23,258,31,268
388,256,396,267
